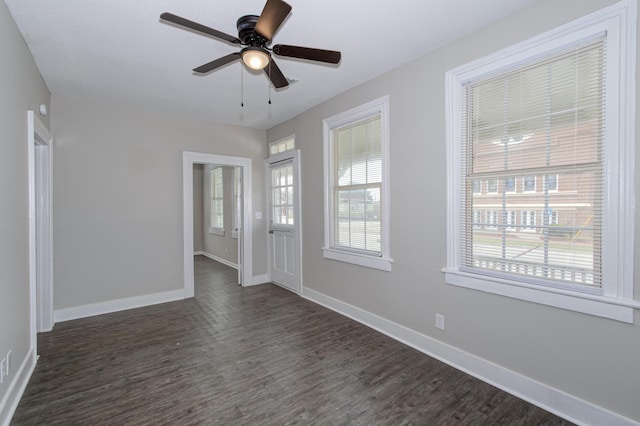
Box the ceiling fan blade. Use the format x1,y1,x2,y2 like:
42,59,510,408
161,13,241,45
193,53,241,74
254,0,292,41
273,44,341,64
263,59,289,89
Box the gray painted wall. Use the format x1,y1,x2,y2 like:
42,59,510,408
51,93,267,310
3,0,639,422
202,165,239,265
193,164,204,253
267,0,639,421
0,0,50,417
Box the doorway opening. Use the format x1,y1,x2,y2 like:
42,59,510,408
28,110,54,347
182,152,253,298
193,164,243,281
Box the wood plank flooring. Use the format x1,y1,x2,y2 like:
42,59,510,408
12,256,572,425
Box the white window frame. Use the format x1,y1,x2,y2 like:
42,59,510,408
472,179,481,194
486,210,498,229
545,174,559,192
520,210,537,231
473,210,482,229
444,1,638,322
505,210,516,230
503,177,516,193
269,135,295,156
486,178,498,194
209,167,225,236
323,96,392,271
522,175,536,193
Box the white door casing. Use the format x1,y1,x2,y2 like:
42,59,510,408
183,152,252,297
28,110,54,339
267,150,302,293
234,166,243,285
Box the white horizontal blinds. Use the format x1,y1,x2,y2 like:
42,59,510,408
331,114,382,255
462,38,605,290
211,167,224,228
271,162,294,226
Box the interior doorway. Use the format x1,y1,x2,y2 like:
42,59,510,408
193,163,243,283
182,152,253,298
28,110,54,343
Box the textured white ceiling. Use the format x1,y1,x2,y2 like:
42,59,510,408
4,0,534,129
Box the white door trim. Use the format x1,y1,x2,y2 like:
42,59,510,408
28,110,54,342
266,149,302,293
183,151,253,297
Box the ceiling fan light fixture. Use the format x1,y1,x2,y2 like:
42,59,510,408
241,47,270,70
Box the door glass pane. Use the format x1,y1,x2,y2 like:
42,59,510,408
270,162,294,226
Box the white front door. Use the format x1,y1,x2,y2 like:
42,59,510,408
267,151,301,292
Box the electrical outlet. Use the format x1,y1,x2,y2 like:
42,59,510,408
435,313,445,330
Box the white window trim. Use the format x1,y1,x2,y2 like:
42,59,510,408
209,167,224,235
472,179,481,194
486,178,498,194
322,96,392,271
545,174,559,192
505,211,516,230
522,175,536,193
444,0,638,322
520,210,536,232
486,211,498,229
504,177,516,193
269,135,295,156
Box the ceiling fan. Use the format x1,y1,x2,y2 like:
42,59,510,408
160,0,341,89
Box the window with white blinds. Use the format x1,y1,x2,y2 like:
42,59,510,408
210,167,224,232
463,39,604,290
332,115,381,253
445,2,636,322
323,96,392,271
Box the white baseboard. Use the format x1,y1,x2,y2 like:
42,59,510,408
195,251,265,287
245,274,270,286
301,287,639,426
0,347,36,426
54,289,185,323
196,251,238,270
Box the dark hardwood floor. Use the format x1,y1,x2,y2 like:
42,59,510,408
12,256,572,425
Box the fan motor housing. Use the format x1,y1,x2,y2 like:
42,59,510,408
237,15,265,45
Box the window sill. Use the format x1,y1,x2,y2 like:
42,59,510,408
209,228,225,236
443,268,637,323
322,247,393,271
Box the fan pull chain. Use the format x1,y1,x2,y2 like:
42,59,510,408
240,65,244,107
268,62,272,105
